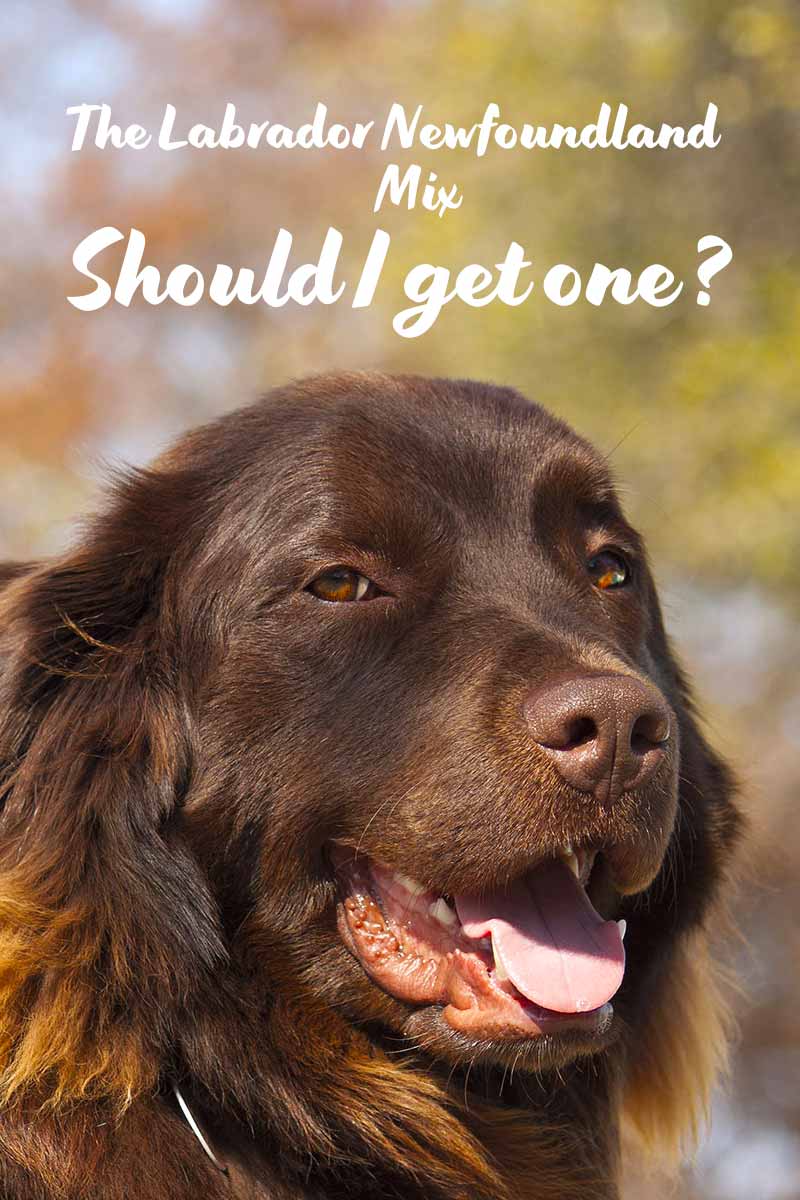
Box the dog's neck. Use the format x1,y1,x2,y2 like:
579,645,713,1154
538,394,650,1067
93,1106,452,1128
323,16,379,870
0,990,620,1200
166,1004,622,1200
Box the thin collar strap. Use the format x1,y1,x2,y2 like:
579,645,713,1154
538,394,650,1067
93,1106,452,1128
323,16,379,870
172,1082,229,1176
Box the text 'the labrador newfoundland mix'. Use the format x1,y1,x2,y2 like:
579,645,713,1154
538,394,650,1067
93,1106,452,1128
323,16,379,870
0,374,741,1200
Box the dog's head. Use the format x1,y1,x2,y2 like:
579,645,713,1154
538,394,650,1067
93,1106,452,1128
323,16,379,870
0,373,740,1156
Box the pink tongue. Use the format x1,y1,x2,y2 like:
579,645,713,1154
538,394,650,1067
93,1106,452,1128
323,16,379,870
455,859,625,1014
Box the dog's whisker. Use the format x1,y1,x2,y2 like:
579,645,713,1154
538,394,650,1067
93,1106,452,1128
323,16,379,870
354,793,406,859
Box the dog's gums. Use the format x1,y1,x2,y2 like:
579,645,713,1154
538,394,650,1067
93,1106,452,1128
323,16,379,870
333,846,626,1043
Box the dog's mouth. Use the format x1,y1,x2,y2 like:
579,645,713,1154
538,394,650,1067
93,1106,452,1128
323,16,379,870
332,846,626,1043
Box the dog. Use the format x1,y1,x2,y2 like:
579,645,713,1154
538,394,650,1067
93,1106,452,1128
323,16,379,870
0,373,741,1199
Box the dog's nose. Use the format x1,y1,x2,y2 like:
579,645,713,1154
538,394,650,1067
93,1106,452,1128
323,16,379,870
524,674,671,805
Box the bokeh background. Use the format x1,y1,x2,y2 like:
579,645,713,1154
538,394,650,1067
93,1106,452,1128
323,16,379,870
3,2,799,1196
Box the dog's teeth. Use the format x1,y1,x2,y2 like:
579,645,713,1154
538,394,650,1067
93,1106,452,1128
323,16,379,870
560,848,580,879
493,942,510,982
617,919,627,942
428,898,458,927
394,872,425,897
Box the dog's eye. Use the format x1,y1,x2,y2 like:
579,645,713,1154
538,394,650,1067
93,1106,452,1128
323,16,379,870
587,550,630,590
307,568,379,603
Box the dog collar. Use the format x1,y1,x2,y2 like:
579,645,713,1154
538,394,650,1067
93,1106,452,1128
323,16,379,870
172,1082,229,1176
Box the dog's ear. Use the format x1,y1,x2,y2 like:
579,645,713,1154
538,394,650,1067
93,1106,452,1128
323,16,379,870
0,469,226,1111
621,574,743,1159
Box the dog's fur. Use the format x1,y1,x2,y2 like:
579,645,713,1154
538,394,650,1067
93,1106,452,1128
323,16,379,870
0,373,741,1199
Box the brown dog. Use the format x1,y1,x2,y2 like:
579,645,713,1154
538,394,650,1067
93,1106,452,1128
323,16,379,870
0,373,740,1199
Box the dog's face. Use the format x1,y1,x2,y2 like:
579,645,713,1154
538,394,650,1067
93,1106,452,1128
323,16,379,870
0,373,740,1119
153,374,735,1075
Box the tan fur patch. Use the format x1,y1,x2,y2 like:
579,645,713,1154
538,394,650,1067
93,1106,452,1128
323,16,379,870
0,876,156,1110
621,928,736,1161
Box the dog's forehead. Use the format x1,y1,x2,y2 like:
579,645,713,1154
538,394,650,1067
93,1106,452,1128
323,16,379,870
270,375,617,523
204,376,626,571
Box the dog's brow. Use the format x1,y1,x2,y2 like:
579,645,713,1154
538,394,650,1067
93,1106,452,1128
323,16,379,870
582,500,627,529
532,446,613,494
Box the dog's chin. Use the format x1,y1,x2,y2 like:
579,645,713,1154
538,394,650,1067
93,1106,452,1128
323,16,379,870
331,844,630,1072
399,1000,619,1074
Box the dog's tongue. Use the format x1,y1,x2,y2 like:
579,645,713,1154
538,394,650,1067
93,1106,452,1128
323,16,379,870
455,859,625,1014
